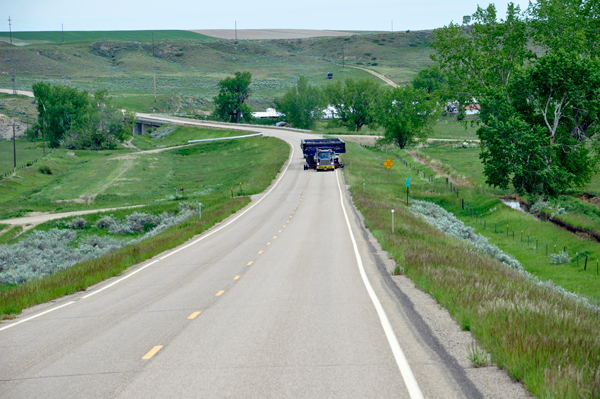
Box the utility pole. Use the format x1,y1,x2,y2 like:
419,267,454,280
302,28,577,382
62,23,64,43
152,32,155,58
13,123,16,173
392,21,393,33
12,66,16,94
153,72,157,102
235,21,237,40
341,42,345,70
42,117,46,156
8,16,12,45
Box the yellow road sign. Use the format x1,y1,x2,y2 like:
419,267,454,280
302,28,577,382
383,158,394,170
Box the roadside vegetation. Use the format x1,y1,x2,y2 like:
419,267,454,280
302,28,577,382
343,141,600,398
0,126,288,317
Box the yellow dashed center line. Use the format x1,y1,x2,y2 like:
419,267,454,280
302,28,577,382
258,250,263,254
273,236,277,239
247,261,253,266
283,225,287,227
234,275,241,280
142,345,163,360
278,230,282,233
215,290,225,296
188,311,201,320
267,242,271,245
286,220,290,223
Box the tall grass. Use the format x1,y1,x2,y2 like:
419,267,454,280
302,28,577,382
343,142,600,398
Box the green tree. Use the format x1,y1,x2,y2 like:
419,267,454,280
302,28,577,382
430,3,533,103
214,71,253,123
377,85,440,149
411,65,448,96
32,82,90,148
528,0,600,57
478,51,600,195
64,90,137,150
431,2,600,195
325,78,381,132
274,76,324,130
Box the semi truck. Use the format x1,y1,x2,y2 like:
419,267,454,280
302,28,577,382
300,138,346,171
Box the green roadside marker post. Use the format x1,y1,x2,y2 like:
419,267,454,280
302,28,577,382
406,177,410,205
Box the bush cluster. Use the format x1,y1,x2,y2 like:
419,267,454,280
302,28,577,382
0,208,196,286
38,165,52,175
550,250,571,265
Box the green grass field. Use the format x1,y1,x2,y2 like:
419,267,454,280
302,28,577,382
343,142,600,397
0,140,47,177
0,129,287,220
0,30,213,43
431,116,479,140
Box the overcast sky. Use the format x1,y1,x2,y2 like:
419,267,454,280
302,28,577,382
2,0,532,32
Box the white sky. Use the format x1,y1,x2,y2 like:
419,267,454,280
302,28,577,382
2,0,532,32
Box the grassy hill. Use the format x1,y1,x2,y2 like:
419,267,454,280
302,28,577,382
0,31,434,113
0,30,213,43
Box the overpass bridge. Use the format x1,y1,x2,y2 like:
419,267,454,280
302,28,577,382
132,116,167,135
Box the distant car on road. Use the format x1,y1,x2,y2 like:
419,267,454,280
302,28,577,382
276,121,288,127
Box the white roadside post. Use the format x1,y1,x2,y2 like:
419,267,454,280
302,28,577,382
198,203,203,220
391,209,395,233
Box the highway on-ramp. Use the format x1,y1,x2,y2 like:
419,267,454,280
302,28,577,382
0,124,489,398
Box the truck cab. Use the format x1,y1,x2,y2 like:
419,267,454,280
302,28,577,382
316,149,335,171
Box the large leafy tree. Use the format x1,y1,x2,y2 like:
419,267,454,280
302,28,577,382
214,71,253,123
430,3,533,103
32,82,90,147
325,78,381,132
65,90,137,150
431,1,600,195
32,83,135,150
377,86,440,149
528,0,600,57
480,51,600,195
274,76,324,130
411,65,448,96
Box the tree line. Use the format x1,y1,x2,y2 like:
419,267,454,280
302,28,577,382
214,72,440,150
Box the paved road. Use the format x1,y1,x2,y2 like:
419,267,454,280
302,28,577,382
0,123,488,398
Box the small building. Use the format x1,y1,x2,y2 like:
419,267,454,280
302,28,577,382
251,108,283,119
465,104,481,115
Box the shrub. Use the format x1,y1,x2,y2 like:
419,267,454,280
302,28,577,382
529,197,547,214
38,165,52,175
550,251,571,265
0,229,124,285
64,217,87,229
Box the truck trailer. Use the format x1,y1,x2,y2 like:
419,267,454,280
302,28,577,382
300,138,346,171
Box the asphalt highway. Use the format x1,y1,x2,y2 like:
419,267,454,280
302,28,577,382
0,126,481,398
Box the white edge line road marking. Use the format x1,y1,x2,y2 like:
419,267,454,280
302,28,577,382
335,170,424,399
0,140,295,333
0,301,75,332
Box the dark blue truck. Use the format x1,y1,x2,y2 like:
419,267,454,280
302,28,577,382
300,138,346,171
